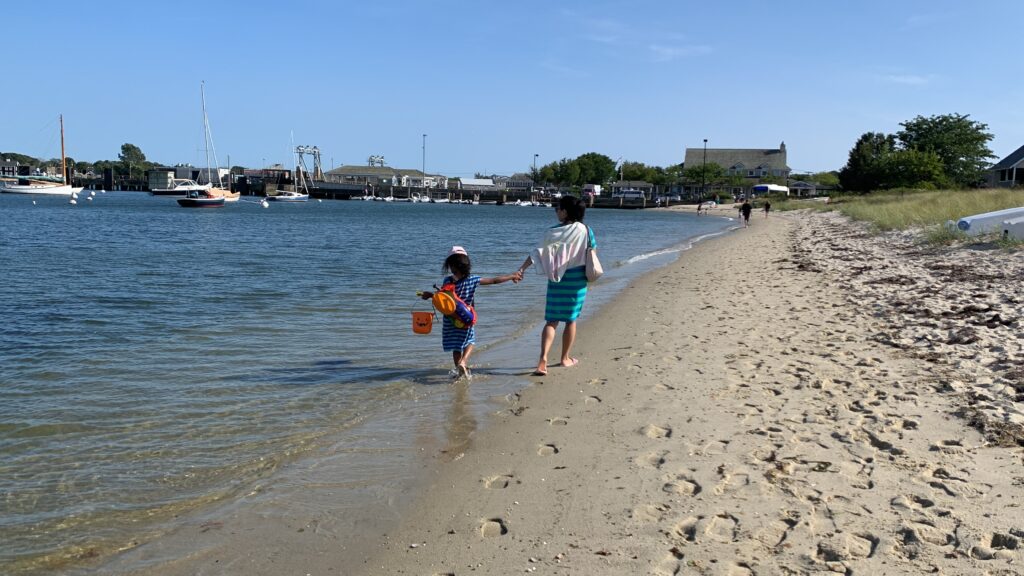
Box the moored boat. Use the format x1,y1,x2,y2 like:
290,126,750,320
149,179,211,198
176,189,225,208
1,115,83,197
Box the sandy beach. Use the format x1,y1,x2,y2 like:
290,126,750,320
343,210,1024,575
118,208,1024,576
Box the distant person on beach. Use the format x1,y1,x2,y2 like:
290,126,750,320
420,246,522,380
740,200,752,227
518,196,596,376
764,201,772,218
696,201,703,215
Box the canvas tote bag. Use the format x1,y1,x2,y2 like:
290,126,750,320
585,224,603,281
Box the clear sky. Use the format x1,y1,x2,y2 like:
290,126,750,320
4,0,1023,177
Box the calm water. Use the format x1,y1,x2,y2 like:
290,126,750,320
0,192,734,573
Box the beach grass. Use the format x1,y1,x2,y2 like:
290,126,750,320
774,189,1024,242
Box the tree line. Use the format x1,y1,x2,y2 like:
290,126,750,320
1,143,157,179
838,113,995,192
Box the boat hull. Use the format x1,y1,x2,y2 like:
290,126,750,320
0,183,84,196
177,197,225,208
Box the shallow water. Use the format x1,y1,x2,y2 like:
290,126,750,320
0,192,734,573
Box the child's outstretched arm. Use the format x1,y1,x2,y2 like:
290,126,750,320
480,271,523,286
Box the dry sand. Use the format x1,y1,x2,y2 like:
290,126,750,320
348,211,1024,575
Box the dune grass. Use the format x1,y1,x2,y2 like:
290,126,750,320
774,188,1024,244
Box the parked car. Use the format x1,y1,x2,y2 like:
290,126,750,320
611,188,645,200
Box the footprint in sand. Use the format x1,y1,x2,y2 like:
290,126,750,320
705,513,739,542
756,517,798,548
480,518,508,537
631,503,671,523
971,533,1021,560
636,451,669,469
727,563,754,576
538,444,559,456
641,424,672,439
547,417,569,426
662,474,701,496
584,395,602,404
672,516,702,542
484,474,514,489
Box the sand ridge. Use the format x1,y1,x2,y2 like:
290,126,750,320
354,212,1024,575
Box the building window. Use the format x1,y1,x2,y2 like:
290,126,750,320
748,170,754,177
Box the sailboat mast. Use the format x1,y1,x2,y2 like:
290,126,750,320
60,114,67,185
201,81,213,187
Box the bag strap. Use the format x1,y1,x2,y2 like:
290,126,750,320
584,224,595,250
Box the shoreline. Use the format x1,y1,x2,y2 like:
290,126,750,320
349,212,1024,574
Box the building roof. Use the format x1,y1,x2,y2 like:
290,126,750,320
992,144,1024,170
326,165,442,178
683,143,789,171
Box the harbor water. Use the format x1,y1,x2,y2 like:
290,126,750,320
0,192,735,574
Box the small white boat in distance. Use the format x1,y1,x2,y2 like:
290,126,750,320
150,179,211,198
266,189,308,202
955,206,1024,236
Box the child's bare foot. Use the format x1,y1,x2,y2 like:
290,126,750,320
532,362,548,376
561,357,580,368
457,364,471,380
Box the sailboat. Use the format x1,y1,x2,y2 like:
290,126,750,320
0,115,85,196
180,81,237,207
266,137,309,202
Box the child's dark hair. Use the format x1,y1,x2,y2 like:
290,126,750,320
444,253,472,277
559,195,586,223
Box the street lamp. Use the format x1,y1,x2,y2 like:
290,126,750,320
422,134,427,192
533,153,538,192
701,139,708,202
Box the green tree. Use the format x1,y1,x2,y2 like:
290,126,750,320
896,113,994,188
878,149,947,189
118,143,147,178
574,152,617,186
839,132,897,192
682,162,724,186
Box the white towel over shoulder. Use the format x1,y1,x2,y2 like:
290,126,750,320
531,222,588,282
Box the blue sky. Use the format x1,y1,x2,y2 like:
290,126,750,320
4,0,1022,176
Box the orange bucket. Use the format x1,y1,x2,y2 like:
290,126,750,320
411,311,434,334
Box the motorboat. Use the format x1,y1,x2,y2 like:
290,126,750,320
177,189,225,208
150,179,211,198
266,189,308,202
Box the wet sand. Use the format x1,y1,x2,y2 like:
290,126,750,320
347,211,1024,575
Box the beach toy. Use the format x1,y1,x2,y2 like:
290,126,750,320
431,283,476,329
411,310,435,334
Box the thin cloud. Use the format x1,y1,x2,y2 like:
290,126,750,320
649,44,712,62
540,59,590,78
880,74,932,86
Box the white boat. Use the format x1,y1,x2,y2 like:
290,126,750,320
150,178,211,198
954,206,1024,236
1,115,84,197
266,189,309,202
1002,216,1024,240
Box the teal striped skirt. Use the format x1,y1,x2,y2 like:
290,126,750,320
545,266,588,322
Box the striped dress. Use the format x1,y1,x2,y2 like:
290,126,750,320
441,274,481,352
545,226,596,322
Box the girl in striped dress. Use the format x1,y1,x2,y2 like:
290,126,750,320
518,196,597,376
419,246,522,380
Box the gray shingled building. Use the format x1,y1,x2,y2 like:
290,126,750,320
682,142,791,198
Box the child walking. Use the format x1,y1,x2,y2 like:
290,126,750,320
420,246,522,380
